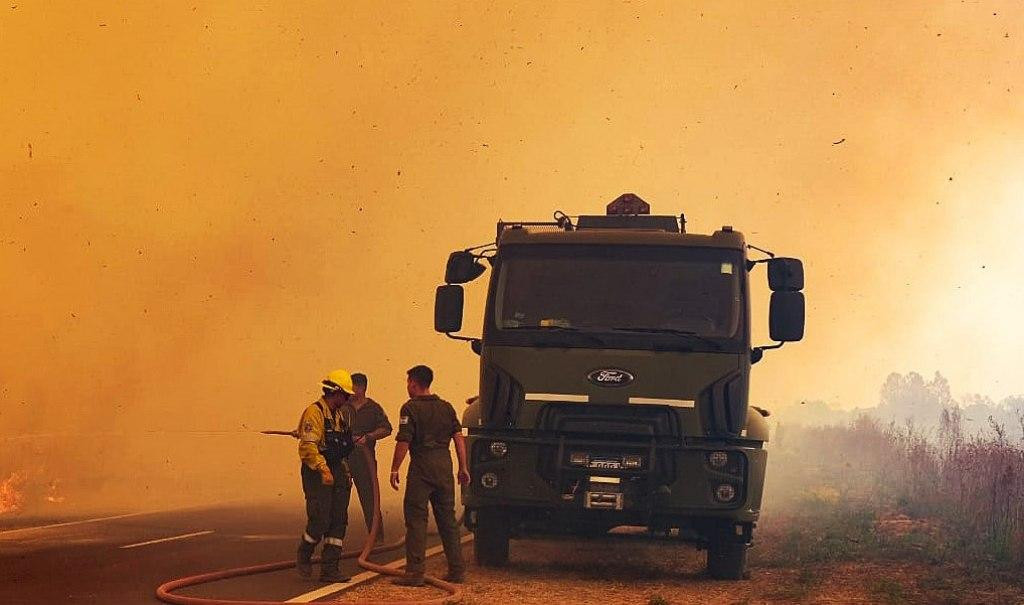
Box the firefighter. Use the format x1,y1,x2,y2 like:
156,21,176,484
343,372,393,539
295,369,356,582
389,365,470,586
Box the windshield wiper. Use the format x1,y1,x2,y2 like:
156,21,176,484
610,327,723,351
503,325,607,345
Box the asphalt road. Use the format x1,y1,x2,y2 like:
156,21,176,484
0,499,412,605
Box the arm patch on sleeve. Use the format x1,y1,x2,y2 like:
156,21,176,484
399,416,410,425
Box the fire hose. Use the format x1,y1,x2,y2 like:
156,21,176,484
155,441,463,605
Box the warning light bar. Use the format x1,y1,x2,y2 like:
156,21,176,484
606,193,650,215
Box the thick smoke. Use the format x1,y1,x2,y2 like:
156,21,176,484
2,3,1023,515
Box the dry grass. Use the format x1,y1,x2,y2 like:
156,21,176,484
337,411,1024,603
335,538,1024,604
767,412,1024,573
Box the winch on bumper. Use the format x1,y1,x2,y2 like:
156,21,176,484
462,431,767,534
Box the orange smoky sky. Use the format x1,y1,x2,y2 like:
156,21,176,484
2,3,1024,504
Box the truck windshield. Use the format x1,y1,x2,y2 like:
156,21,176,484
494,246,743,339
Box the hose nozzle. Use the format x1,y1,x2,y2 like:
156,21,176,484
260,430,299,438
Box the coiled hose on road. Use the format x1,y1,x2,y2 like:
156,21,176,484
156,445,463,605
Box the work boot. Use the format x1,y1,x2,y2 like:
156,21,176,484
442,570,465,584
391,573,425,587
319,544,350,583
296,539,315,579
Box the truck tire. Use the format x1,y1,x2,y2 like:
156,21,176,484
473,509,510,567
706,539,747,580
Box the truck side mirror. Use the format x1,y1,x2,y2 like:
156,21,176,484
767,257,803,292
434,285,465,333
769,291,805,342
445,251,486,284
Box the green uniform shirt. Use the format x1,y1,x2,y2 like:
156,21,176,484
342,397,392,455
396,394,461,455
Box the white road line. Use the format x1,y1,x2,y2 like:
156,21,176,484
0,499,249,539
120,530,214,549
285,534,474,603
0,511,163,538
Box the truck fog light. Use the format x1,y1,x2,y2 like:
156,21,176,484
569,452,590,466
714,483,737,502
489,441,508,458
708,451,729,468
622,454,642,469
481,472,499,489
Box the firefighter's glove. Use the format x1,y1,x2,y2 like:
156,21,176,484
317,463,335,486
389,470,400,491
457,469,470,486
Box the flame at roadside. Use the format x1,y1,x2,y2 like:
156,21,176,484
0,470,67,515
0,471,28,515
45,479,65,504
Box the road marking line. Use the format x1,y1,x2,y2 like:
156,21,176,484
121,530,214,549
0,511,163,538
0,499,250,538
285,534,474,603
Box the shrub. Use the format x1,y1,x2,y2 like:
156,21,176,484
766,412,1024,572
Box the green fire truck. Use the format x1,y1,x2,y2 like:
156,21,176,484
433,194,804,579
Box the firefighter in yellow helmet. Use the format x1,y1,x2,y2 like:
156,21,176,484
295,369,356,582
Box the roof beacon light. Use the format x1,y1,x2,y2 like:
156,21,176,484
606,193,650,216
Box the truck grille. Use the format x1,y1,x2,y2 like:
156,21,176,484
534,403,679,486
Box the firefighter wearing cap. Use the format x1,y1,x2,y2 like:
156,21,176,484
295,369,356,583
389,365,470,586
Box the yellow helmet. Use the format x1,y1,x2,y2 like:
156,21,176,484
322,369,355,395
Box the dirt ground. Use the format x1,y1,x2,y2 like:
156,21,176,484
335,537,1024,605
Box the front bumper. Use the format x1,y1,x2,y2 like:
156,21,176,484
463,431,767,525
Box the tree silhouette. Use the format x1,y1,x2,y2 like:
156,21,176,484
877,371,953,422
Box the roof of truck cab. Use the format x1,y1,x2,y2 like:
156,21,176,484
497,226,746,250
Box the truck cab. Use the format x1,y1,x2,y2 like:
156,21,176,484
434,194,804,579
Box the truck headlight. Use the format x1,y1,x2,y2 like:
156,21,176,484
481,472,499,489
569,452,590,466
714,483,737,503
489,441,508,458
708,451,729,468
622,454,642,469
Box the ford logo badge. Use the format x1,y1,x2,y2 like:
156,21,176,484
587,368,635,387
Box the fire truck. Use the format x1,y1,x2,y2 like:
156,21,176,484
433,194,804,578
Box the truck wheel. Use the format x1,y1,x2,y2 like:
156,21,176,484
473,509,510,567
706,539,747,580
